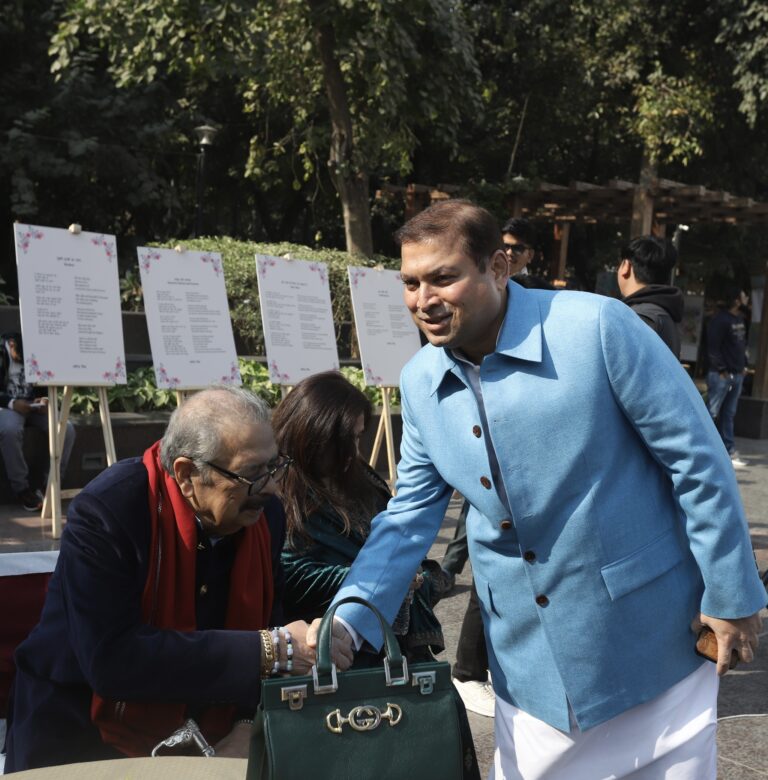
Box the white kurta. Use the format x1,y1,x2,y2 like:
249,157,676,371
491,661,718,780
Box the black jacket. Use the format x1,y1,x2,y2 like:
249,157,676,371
706,309,747,374
0,331,34,407
6,458,286,771
623,285,684,358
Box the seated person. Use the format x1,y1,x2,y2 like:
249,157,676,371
4,386,352,771
273,371,445,662
0,332,75,511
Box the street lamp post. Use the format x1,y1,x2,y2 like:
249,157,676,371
193,124,219,237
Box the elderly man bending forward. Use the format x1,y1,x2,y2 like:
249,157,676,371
5,386,352,771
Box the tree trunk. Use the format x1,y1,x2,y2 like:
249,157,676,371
309,1,373,257
630,147,657,237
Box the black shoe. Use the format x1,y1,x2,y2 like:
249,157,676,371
18,487,43,512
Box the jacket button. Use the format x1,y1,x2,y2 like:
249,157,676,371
199,584,208,596
480,476,492,489
523,550,536,562
472,425,482,438
500,519,512,530
535,594,549,607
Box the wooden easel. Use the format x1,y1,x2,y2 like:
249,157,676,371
368,386,397,494
174,389,193,407
41,385,117,538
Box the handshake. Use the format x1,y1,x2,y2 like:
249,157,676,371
278,617,355,675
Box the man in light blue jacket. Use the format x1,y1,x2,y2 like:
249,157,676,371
328,200,764,778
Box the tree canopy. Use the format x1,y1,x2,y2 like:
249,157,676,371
2,0,768,288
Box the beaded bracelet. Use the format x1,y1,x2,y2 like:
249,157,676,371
235,718,254,727
284,629,293,673
271,628,281,675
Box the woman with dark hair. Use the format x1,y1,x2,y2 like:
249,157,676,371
272,370,445,662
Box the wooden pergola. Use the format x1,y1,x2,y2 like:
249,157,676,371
508,178,768,397
511,178,768,228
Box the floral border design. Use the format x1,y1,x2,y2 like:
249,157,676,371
258,256,277,277
25,354,54,382
350,268,367,288
201,252,223,276
364,363,384,384
139,249,162,273
220,361,241,385
91,235,116,262
15,225,45,255
156,363,181,389
102,357,126,383
309,262,327,285
269,360,290,383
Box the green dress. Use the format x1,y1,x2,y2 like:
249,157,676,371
281,467,445,659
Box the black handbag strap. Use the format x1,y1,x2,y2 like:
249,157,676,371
316,596,404,677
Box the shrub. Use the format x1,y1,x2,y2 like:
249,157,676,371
144,237,400,356
70,361,398,414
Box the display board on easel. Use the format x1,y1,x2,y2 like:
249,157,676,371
256,255,339,386
14,223,127,537
138,246,241,405
348,266,421,490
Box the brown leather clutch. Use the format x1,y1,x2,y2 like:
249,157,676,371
695,627,739,669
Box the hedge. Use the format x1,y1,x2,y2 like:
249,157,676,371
126,237,401,357
69,361,399,414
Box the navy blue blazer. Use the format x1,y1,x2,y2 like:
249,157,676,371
334,283,765,731
6,458,285,771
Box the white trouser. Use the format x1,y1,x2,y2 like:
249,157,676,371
491,662,718,780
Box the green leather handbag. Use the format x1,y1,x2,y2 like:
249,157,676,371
247,596,465,780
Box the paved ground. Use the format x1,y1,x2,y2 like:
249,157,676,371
0,437,766,776
427,436,768,779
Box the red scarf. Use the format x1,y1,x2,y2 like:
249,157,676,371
91,441,273,756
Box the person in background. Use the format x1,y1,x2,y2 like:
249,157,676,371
706,286,750,469
0,331,75,511
273,371,445,662
501,218,536,276
617,237,683,357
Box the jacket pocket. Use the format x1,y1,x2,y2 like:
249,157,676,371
600,528,684,601
475,576,501,618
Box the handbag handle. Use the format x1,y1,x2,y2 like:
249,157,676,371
314,596,406,685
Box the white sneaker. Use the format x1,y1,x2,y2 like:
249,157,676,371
453,678,496,718
730,452,748,468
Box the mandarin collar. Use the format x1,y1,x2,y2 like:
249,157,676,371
429,281,543,396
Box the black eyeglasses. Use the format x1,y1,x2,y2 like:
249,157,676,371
202,455,293,495
503,242,531,255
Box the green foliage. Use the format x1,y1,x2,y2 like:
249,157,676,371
48,0,480,254
69,366,177,414
149,236,399,355
630,65,715,165
120,268,144,312
5,0,768,294
0,275,14,306
340,366,400,408
68,361,395,414
716,0,768,127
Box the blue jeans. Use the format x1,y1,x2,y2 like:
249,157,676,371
706,370,744,455
0,408,76,493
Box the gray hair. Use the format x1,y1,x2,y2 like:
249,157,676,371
159,385,270,480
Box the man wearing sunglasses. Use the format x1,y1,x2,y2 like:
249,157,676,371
6,386,353,771
501,217,536,276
